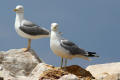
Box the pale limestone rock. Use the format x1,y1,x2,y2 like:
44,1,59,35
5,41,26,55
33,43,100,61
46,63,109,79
103,73,120,80
86,62,120,79
0,49,42,80
58,74,79,80
27,63,53,80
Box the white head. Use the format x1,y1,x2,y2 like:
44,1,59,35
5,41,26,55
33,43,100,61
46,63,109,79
51,23,59,31
13,5,24,13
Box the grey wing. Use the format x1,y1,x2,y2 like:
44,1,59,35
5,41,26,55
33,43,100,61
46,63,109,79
60,39,87,55
22,19,36,27
20,20,49,35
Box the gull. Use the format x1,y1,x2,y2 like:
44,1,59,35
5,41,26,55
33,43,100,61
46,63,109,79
13,5,49,52
50,23,99,68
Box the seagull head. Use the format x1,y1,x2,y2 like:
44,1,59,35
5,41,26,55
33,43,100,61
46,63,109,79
51,23,59,31
13,5,24,13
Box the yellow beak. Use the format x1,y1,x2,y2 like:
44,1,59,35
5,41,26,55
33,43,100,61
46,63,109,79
13,9,18,12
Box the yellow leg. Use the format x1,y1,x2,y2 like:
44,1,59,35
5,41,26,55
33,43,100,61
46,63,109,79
64,58,67,67
61,57,63,68
22,39,31,52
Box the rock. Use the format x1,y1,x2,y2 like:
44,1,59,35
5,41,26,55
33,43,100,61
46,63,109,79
28,63,94,80
28,63,54,80
64,65,95,79
0,49,95,80
0,49,42,80
86,62,120,79
58,74,79,80
103,73,120,80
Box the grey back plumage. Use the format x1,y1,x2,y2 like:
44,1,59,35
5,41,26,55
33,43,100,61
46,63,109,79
20,20,49,35
60,39,87,55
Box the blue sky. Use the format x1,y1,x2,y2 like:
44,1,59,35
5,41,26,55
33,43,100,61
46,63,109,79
0,0,120,67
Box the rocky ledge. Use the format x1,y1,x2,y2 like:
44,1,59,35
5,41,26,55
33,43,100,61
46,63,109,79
28,63,94,80
0,49,41,80
0,49,95,80
86,62,120,80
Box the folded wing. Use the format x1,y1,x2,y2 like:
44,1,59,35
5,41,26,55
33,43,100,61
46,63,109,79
19,20,49,35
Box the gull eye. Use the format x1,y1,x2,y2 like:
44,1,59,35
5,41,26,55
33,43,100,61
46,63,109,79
18,7,23,10
19,8,22,9
54,26,57,29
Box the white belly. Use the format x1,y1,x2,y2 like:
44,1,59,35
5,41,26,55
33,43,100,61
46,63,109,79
15,26,49,39
50,39,73,59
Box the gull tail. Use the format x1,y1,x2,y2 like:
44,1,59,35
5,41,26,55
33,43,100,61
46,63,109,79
85,52,99,57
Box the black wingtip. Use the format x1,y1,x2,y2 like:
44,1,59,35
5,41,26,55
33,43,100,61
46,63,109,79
87,52,99,57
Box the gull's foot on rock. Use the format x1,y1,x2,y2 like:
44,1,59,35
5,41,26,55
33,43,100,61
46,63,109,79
21,48,29,52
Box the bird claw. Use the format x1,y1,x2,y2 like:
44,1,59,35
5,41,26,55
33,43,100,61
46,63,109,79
21,48,29,52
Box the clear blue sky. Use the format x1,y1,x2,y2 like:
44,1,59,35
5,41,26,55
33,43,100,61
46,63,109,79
0,0,120,67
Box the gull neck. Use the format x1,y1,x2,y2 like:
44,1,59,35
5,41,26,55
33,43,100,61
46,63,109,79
15,13,24,25
51,31,62,40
